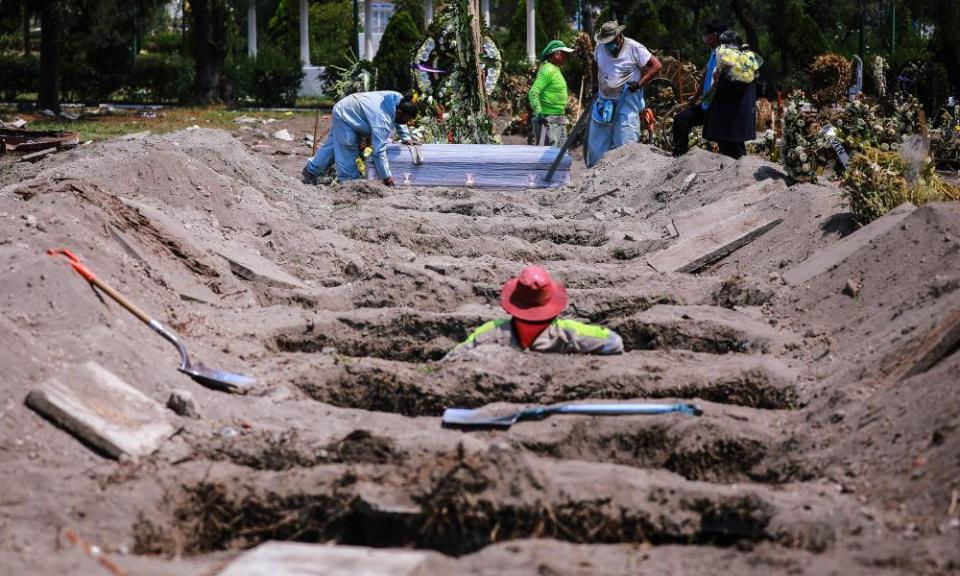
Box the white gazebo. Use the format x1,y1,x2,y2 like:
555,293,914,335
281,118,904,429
245,0,537,97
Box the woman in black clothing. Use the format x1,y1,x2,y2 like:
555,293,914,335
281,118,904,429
703,31,758,160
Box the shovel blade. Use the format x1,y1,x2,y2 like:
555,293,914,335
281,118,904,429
181,364,256,394
441,408,519,429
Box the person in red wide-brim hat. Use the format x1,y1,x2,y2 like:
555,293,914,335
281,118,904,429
445,265,623,359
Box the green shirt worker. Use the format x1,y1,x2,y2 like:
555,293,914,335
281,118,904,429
529,40,574,148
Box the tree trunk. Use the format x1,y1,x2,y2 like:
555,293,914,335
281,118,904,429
731,0,759,50
23,3,31,56
192,0,229,103
39,0,62,112
772,0,790,82
581,1,593,38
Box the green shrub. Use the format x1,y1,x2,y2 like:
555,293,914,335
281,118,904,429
0,54,39,100
232,46,304,106
132,53,195,103
143,31,185,55
60,45,128,103
373,11,421,93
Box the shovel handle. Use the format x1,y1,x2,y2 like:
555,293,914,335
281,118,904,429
47,248,154,326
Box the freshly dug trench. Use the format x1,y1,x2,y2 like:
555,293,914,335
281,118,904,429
134,451,856,557
612,305,791,354
509,412,806,483
195,429,405,471
292,351,799,416
273,311,486,362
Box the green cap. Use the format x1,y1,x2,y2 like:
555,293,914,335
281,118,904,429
540,40,574,62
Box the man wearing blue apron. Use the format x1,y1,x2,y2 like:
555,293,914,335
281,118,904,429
302,91,418,186
587,21,662,168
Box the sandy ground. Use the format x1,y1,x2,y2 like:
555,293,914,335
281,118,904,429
0,114,957,575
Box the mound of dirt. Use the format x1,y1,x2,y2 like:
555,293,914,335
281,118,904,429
0,129,957,575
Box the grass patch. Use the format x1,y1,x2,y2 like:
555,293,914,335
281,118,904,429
0,106,317,142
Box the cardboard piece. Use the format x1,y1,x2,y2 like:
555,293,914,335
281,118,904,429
217,542,430,576
25,361,174,459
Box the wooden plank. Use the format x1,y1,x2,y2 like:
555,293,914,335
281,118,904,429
782,202,916,285
645,205,782,273
217,542,430,576
889,308,960,382
19,148,56,163
670,179,787,237
25,361,174,459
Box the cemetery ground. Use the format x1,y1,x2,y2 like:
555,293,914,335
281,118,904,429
0,114,957,575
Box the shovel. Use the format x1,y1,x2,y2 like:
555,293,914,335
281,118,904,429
442,402,702,429
544,96,595,183
48,248,256,393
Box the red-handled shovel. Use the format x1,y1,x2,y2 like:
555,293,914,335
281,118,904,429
48,248,256,393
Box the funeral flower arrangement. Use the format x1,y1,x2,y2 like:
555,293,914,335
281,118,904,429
411,0,501,144
782,92,819,183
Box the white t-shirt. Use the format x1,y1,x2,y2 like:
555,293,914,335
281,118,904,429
594,38,652,99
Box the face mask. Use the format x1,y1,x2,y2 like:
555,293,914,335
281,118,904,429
604,41,619,55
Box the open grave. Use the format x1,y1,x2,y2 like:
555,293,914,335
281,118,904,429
0,126,957,576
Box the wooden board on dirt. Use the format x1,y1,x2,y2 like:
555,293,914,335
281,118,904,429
646,205,782,274
669,179,787,237
217,542,430,576
25,361,174,459
782,202,916,285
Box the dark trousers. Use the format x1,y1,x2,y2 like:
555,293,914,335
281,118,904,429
717,141,746,159
672,104,706,156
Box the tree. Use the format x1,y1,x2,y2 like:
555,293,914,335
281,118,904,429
191,0,230,102
730,0,759,52
373,10,421,92
268,0,353,68
392,0,426,32
931,0,960,98
507,0,570,58
622,0,667,48
38,0,64,112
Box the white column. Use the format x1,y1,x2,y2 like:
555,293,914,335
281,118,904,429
526,0,536,64
481,0,490,26
363,0,373,60
247,0,257,57
299,0,310,66
425,0,433,25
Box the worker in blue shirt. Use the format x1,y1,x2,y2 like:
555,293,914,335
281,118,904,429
672,19,725,157
302,91,418,186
